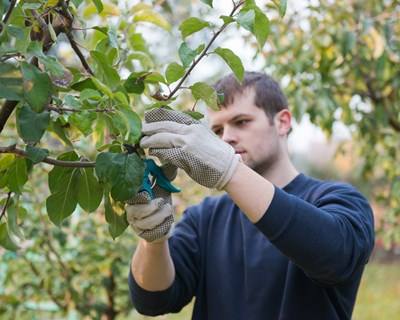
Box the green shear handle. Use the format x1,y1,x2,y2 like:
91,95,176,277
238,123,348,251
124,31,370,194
140,159,181,199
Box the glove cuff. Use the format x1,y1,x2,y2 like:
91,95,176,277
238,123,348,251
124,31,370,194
215,153,241,190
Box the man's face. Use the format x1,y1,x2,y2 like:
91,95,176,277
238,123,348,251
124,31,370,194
207,88,287,175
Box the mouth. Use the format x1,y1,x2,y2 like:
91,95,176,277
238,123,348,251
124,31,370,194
235,150,246,155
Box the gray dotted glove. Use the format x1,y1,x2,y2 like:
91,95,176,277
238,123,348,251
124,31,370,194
140,108,240,190
126,163,177,243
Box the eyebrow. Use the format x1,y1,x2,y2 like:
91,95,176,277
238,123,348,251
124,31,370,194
211,113,252,131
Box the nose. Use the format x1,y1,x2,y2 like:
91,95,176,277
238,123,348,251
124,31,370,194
221,126,238,145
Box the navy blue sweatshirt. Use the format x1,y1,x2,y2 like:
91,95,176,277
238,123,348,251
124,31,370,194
129,174,374,319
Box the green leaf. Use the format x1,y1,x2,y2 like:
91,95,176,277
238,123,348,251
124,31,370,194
91,0,103,13
237,8,270,48
178,42,198,68
64,94,80,108
6,202,24,239
48,119,73,147
144,72,166,84
279,0,287,17
118,107,142,144
78,168,103,212
69,111,96,136
0,154,15,171
127,52,154,69
124,74,145,94
90,50,120,89
341,31,356,56
48,22,57,42
16,105,50,143
183,110,204,120
190,82,219,110
21,62,53,112
22,3,41,9
220,15,235,25
104,193,128,239
114,155,145,197
179,17,210,38
237,9,255,32
0,63,23,100
128,33,148,53
165,62,185,84
6,158,28,194
71,78,97,91
95,152,145,202
25,146,49,164
200,0,213,7
214,47,244,81
79,89,102,102
107,26,119,48
105,112,125,138
91,77,113,97
40,56,65,78
253,9,270,47
133,7,171,31
0,223,19,251
48,152,79,193
114,91,130,106
46,168,80,226
71,0,84,7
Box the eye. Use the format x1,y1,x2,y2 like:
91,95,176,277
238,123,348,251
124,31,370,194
213,128,223,136
236,119,250,126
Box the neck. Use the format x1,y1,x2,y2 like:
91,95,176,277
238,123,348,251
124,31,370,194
261,154,299,189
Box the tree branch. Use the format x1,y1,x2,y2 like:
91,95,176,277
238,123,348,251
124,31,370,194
47,105,114,113
30,9,49,34
65,32,94,75
0,100,18,134
0,52,23,62
0,145,95,168
1,0,17,26
22,256,67,311
0,192,12,222
365,77,400,132
104,267,118,320
166,0,245,100
45,240,70,277
0,6,73,135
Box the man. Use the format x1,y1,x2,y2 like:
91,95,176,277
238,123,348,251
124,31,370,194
126,72,374,319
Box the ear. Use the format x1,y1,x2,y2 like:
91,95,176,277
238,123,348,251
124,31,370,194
275,109,292,136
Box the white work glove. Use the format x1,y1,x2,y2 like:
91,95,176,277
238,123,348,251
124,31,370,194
140,108,240,190
126,163,177,243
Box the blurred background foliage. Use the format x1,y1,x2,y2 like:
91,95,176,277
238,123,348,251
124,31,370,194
0,0,399,319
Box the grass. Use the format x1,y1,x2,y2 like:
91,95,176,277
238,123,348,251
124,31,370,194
130,261,400,320
353,261,400,320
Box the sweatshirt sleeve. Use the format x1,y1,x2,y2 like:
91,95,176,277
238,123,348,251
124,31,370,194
254,183,374,285
129,207,201,316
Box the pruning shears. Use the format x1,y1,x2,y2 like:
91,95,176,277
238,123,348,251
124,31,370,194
123,144,180,199
140,159,181,199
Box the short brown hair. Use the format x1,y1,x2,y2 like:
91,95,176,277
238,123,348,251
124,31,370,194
213,71,288,121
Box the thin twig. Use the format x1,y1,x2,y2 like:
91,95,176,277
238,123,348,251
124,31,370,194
0,52,23,62
104,267,118,320
0,101,18,134
22,256,67,310
167,0,245,100
44,230,70,277
0,145,95,168
0,192,12,222
2,0,17,25
65,32,94,75
47,105,115,113
30,9,49,33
